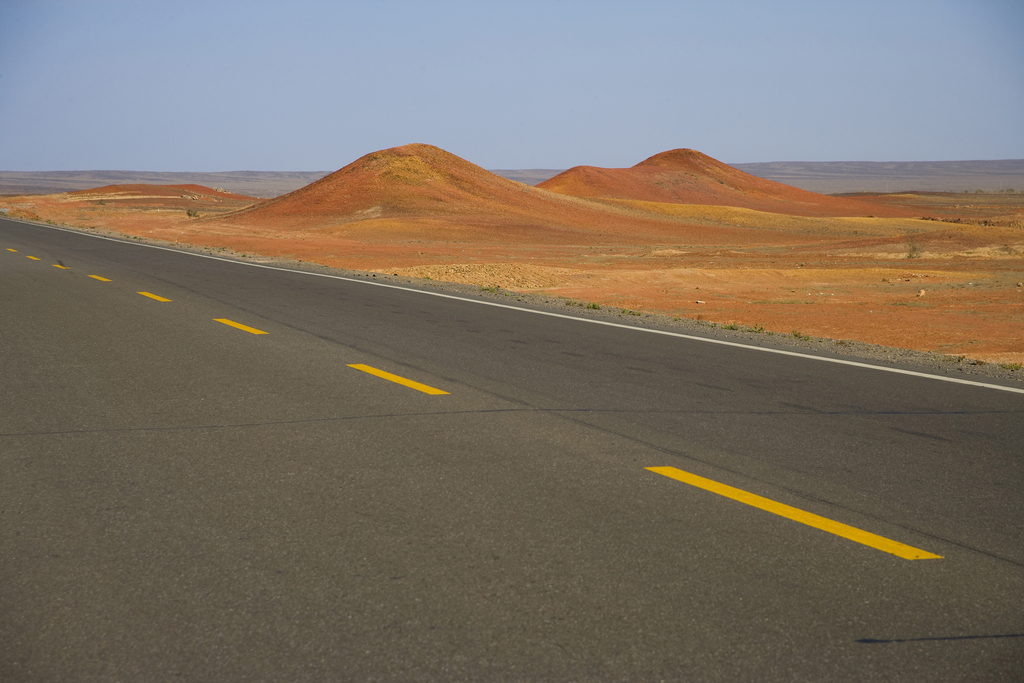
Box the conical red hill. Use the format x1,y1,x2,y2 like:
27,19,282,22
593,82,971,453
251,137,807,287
538,149,910,217
222,143,599,230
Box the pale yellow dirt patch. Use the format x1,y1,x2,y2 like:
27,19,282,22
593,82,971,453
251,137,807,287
388,263,580,289
646,249,689,257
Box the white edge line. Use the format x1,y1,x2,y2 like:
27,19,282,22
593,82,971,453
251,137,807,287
12,218,1024,396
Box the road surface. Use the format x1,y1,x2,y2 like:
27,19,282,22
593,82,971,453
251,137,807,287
2,217,1022,680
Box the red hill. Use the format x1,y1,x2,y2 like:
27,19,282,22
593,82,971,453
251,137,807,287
222,144,611,229
538,149,910,217
217,144,712,243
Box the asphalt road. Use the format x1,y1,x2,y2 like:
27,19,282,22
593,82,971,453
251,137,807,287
2,217,1023,681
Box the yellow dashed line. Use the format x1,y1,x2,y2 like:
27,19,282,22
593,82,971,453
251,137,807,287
347,364,449,395
214,318,268,334
646,466,942,560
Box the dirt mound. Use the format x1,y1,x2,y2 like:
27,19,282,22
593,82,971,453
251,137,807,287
220,144,577,227
538,149,915,218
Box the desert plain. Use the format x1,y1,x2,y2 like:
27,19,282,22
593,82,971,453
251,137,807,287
3,144,1023,365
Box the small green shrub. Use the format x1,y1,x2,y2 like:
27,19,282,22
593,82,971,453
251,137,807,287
586,302,601,310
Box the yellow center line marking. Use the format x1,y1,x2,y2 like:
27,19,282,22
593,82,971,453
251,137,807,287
26,255,40,260
138,291,172,302
646,466,942,560
89,275,111,281
53,264,68,269
7,248,17,252
347,364,450,395
214,318,268,334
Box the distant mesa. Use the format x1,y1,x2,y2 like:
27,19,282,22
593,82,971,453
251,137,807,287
538,149,902,216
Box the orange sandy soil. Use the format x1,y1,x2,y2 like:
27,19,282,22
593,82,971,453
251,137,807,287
4,146,1023,364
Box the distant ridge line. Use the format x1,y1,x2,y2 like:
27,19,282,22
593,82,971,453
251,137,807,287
0,170,332,198
733,159,1024,194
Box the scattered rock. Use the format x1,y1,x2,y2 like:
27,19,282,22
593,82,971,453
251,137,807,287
917,289,926,297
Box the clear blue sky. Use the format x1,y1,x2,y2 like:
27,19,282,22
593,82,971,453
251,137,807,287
1,0,1021,171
